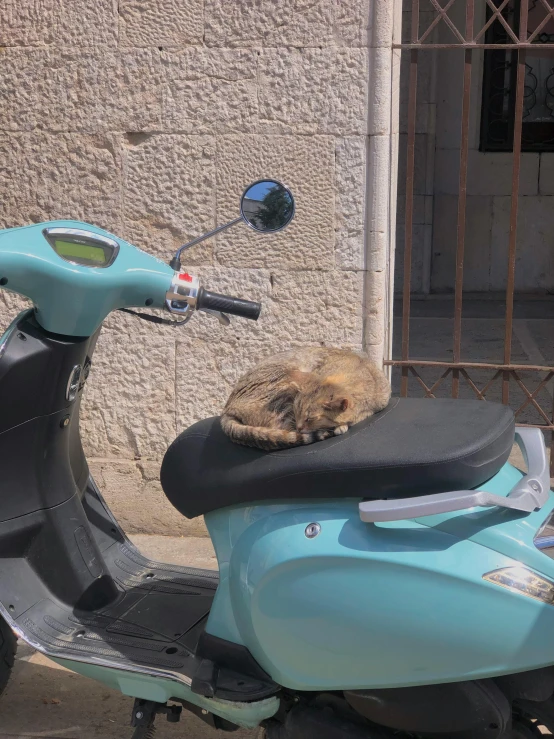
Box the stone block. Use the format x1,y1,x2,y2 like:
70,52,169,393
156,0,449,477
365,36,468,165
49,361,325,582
171,266,363,358
0,0,117,47
368,0,394,48
88,459,208,537
0,293,32,334
369,47,393,135
0,49,163,133
161,50,258,134
390,48,402,135
367,134,392,269
268,269,364,345
122,134,215,262
335,137,366,270
364,269,386,353
204,0,370,48
434,149,540,197
431,194,493,292
258,48,369,135
81,333,176,461
491,196,554,292
214,135,335,270
0,133,122,234
119,0,203,47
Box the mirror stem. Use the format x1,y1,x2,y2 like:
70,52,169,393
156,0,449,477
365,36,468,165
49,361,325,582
169,217,242,271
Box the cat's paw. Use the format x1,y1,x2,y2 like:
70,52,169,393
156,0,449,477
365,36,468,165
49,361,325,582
316,429,333,441
333,425,349,436
299,432,315,445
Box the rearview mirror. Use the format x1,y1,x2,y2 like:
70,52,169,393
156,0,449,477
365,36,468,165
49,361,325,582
240,180,295,233
170,178,295,270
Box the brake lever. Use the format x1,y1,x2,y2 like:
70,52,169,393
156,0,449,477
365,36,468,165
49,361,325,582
201,309,231,326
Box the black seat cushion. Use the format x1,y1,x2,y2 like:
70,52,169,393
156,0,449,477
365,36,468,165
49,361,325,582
160,398,515,519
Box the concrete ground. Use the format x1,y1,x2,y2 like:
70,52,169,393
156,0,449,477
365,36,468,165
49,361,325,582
0,536,256,739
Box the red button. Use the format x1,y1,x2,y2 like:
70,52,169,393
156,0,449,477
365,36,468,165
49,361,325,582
179,273,193,282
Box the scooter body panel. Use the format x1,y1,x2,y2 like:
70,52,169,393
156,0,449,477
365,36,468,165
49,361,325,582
204,468,554,692
0,220,172,336
49,658,279,729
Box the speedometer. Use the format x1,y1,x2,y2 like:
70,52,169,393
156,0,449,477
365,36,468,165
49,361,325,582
43,227,119,268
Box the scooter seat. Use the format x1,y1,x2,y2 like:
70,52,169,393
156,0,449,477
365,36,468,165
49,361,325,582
160,398,515,519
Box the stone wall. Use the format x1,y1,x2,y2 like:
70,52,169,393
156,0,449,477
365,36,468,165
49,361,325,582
0,0,400,535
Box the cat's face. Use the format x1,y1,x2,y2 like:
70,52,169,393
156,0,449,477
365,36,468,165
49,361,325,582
293,383,350,433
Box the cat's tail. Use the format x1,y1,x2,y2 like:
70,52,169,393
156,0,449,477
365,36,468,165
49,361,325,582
220,415,312,451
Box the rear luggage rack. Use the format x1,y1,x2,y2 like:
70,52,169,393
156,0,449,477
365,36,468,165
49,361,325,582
360,428,550,523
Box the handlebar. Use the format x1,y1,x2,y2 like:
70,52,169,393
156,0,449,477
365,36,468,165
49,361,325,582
196,287,261,321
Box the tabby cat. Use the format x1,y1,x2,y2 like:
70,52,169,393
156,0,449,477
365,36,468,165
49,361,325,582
221,347,391,451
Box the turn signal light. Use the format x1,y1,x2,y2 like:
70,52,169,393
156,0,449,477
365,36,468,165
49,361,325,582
483,566,554,605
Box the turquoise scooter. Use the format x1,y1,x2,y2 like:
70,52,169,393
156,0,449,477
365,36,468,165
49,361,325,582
0,178,554,738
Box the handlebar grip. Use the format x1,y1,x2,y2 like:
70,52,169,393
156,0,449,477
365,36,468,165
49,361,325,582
196,287,261,321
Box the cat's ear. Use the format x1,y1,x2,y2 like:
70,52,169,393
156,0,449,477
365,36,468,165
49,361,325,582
324,397,349,412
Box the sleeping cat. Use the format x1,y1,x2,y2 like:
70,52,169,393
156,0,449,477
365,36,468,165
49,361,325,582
221,347,391,451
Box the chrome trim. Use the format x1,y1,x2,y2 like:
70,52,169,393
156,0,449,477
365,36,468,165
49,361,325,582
66,364,82,402
42,227,120,268
0,309,34,361
165,272,200,318
173,217,242,263
305,523,321,539
240,179,295,234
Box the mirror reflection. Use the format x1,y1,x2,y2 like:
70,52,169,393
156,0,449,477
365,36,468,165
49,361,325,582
240,180,295,233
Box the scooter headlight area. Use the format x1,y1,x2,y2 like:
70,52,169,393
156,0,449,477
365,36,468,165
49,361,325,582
484,566,554,605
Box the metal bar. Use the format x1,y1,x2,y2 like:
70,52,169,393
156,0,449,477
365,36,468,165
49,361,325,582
482,0,520,43
514,371,554,416
459,368,487,399
411,0,420,43
401,48,419,397
395,43,554,48
427,0,467,42
527,0,554,43
479,369,505,397
409,366,435,397
419,0,456,44
452,0,475,398
385,360,554,372
503,0,528,404
475,0,518,43
175,217,242,261
516,423,554,430
512,371,553,426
